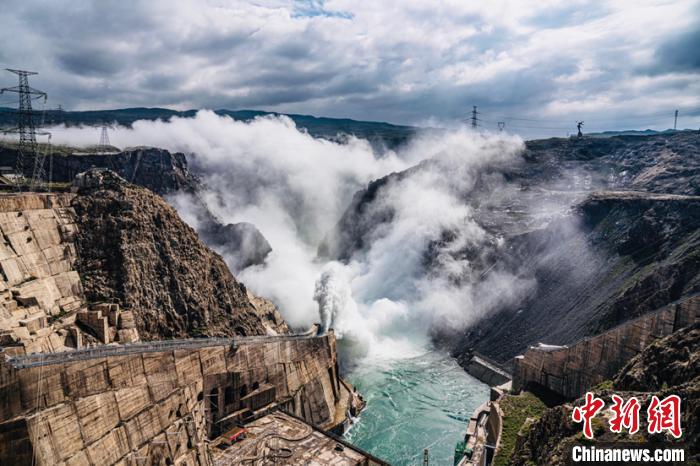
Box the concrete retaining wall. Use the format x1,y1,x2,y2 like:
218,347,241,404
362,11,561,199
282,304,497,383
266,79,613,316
466,353,512,386
512,295,699,399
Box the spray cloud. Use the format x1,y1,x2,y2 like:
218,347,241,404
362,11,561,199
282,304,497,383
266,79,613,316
50,111,538,361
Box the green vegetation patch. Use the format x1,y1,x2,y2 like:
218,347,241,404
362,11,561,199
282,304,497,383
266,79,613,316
493,391,548,466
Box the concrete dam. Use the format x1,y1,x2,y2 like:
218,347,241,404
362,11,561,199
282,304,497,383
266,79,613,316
0,331,372,465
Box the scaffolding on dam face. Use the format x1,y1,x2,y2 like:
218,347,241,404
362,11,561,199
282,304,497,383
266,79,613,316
2,331,325,369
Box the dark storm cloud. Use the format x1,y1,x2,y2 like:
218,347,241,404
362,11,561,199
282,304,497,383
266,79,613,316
0,0,698,135
57,50,122,76
653,26,700,73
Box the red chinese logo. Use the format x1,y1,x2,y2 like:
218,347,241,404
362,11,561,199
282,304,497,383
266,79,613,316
572,392,605,439
647,395,682,438
609,394,640,434
572,393,682,439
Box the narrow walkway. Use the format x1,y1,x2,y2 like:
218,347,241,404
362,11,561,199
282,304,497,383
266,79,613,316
3,332,323,369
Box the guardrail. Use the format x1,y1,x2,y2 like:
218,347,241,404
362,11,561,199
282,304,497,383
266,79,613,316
3,332,325,369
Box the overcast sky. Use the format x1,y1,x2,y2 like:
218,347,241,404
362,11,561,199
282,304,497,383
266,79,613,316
1,0,699,136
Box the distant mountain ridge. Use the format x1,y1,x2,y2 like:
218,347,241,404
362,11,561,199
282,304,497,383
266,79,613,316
1,106,693,144
587,128,694,137
0,106,417,148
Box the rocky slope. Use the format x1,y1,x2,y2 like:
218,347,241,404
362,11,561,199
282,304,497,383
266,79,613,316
456,191,699,363
169,193,273,272
71,169,287,340
514,131,699,195
509,324,699,465
323,131,699,260
614,323,700,392
320,131,700,364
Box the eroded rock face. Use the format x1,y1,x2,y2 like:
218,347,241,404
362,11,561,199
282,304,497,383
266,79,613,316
1,145,274,272
615,323,700,392
518,131,700,196
199,221,272,272
71,170,287,339
0,146,196,194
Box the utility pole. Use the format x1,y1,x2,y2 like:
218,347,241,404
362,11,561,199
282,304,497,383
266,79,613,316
0,69,48,191
98,123,110,152
470,106,479,129
497,121,505,132
674,109,678,130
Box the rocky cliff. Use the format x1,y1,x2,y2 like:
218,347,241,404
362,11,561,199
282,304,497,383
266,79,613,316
71,169,287,340
517,131,699,195
0,145,195,194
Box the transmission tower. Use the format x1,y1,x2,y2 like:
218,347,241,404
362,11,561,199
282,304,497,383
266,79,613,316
497,121,505,132
0,69,49,190
98,123,110,152
470,106,480,129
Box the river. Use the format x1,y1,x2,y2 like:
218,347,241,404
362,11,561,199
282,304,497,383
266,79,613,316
343,349,489,465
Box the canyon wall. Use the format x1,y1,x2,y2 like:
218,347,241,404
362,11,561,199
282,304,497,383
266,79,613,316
0,332,351,466
512,294,699,399
0,146,194,194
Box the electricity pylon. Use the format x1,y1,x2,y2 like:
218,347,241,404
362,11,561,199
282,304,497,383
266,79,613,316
0,69,49,191
470,106,480,129
99,123,110,152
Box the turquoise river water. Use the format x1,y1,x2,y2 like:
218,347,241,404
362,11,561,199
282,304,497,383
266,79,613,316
343,349,489,465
